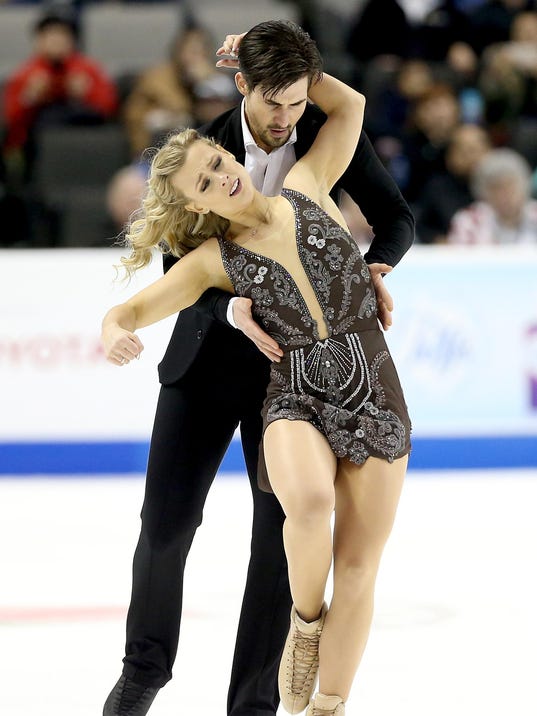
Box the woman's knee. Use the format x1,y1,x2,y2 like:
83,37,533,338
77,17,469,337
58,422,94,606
284,486,335,528
334,556,381,599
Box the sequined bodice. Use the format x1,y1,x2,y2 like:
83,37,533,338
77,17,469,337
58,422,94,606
218,188,377,348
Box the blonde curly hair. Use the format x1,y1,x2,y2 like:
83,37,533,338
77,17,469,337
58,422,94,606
121,128,230,277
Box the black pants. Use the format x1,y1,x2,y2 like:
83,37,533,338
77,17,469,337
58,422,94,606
121,354,291,716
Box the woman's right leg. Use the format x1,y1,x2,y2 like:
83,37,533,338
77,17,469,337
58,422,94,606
264,420,338,713
263,420,338,621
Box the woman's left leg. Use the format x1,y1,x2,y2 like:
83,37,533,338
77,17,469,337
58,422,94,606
318,454,408,701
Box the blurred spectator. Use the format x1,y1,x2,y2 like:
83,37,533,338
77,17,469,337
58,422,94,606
413,0,474,61
478,10,537,140
0,150,6,228
446,40,480,89
447,147,537,244
339,190,374,249
416,123,491,243
0,147,30,246
401,82,461,201
2,9,118,183
466,0,534,56
411,4,486,124
191,72,241,127
106,161,147,235
366,58,434,140
346,0,411,66
123,24,238,158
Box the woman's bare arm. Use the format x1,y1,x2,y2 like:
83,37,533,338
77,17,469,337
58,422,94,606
102,239,232,365
286,74,365,194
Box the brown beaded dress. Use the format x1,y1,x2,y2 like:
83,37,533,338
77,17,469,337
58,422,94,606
218,188,411,492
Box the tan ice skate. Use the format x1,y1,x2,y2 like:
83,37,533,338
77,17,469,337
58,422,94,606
305,692,345,716
278,603,328,714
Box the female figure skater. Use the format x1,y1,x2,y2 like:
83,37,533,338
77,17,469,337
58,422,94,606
102,30,410,716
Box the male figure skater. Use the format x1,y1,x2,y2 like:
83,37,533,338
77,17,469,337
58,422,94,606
103,20,414,716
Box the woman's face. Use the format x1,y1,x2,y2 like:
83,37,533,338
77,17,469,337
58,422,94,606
171,140,254,217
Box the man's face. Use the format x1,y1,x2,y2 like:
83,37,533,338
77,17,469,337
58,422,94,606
35,24,75,63
236,74,308,154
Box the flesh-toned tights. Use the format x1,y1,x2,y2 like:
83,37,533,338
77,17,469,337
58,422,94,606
264,419,407,700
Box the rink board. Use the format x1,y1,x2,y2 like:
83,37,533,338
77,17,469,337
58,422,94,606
1,247,536,474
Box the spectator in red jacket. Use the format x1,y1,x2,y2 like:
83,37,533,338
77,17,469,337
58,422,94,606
2,10,118,180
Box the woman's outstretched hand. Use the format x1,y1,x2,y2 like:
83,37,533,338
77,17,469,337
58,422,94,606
368,263,394,331
232,297,284,362
101,323,144,366
215,33,246,69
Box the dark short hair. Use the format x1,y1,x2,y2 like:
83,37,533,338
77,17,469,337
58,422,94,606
34,12,78,38
238,20,322,97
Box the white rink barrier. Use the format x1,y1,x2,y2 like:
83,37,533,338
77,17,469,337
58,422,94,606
0,246,536,473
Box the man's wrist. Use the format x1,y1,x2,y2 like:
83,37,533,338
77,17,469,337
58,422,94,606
226,296,240,328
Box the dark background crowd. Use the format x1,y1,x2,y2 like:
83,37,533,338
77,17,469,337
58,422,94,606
1,0,536,249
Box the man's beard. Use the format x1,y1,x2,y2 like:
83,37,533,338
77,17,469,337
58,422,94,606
262,127,292,149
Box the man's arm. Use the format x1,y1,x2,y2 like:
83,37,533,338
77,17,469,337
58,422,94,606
337,132,414,329
295,104,414,266
337,131,415,267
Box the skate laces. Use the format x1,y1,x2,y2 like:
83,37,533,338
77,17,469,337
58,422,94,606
310,705,339,716
289,628,320,693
